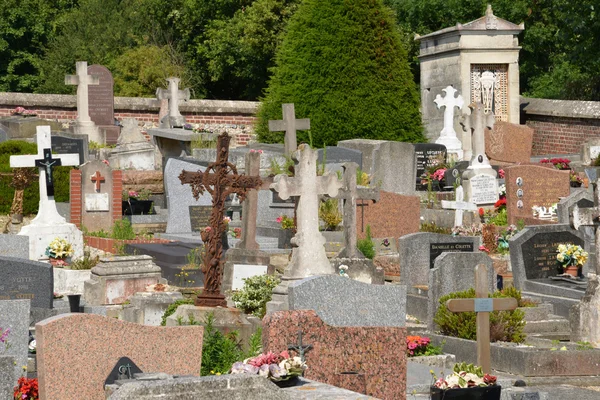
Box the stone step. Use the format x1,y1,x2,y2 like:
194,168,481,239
523,317,571,334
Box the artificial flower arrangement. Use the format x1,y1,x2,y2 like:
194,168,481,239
338,264,349,277
432,363,498,390
1,327,10,351
570,170,583,186
531,203,557,219
276,215,295,230
13,377,39,400
496,225,519,254
45,237,74,260
12,106,37,117
406,335,443,357
231,350,307,383
540,157,571,170
556,243,588,272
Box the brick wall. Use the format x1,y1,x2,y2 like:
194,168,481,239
70,168,123,227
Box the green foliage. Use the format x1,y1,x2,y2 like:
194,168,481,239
576,341,594,350
231,274,281,318
200,312,243,376
68,249,100,270
453,362,484,377
269,156,295,176
111,219,136,240
487,208,508,226
160,298,194,326
433,288,526,343
319,198,342,231
357,225,376,260
256,0,424,148
191,135,217,150
420,222,452,235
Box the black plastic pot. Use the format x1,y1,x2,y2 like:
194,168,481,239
430,385,501,400
122,199,154,215
67,294,81,313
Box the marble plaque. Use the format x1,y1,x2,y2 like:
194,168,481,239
469,174,498,205
85,193,110,211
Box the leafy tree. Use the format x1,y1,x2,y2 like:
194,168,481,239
257,0,424,147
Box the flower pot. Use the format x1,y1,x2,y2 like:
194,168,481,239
565,265,579,277
67,294,81,313
570,181,582,188
49,257,68,267
271,375,300,388
122,199,154,215
430,385,501,400
278,229,294,249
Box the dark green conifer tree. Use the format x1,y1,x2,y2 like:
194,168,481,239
256,0,425,147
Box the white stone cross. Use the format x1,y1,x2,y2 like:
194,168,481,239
268,103,310,157
10,126,79,225
65,61,99,124
156,77,190,128
270,144,341,280
441,185,478,227
434,86,464,159
463,102,496,174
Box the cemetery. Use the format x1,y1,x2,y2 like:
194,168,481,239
3,3,600,400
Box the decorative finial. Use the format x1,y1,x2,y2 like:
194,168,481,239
485,5,497,30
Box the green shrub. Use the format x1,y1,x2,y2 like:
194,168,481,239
357,225,376,259
433,288,525,343
68,249,100,270
319,198,342,231
256,0,424,147
160,298,194,326
111,219,136,240
231,274,281,318
420,222,452,234
487,208,508,226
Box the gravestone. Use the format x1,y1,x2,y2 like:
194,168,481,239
65,61,102,143
441,185,477,227
0,235,29,259
164,158,212,236
0,116,61,141
356,191,420,240
0,355,15,400
557,189,594,225
428,252,495,331
414,143,447,189
189,205,213,231
268,103,308,156
485,121,533,165
79,160,115,232
88,64,120,144
509,224,586,289
156,77,190,129
51,132,88,165
398,233,480,288
36,313,204,400
0,300,30,386
505,165,570,225
317,146,362,170
582,137,600,165
109,118,158,170
434,86,464,160
0,256,53,308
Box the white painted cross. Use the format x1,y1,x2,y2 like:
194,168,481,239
434,86,464,159
10,126,80,225
268,103,310,157
65,61,99,124
441,185,478,227
156,77,190,128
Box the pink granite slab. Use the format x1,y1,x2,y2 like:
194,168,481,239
263,310,407,400
36,313,203,400
485,121,534,164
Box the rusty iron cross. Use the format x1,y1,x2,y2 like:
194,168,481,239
179,133,262,307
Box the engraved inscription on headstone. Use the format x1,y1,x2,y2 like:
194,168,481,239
189,205,213,232
87,65,114,126
0,257,53,308
85,193,110,212
469,174,498,204
429,242,475,268
521,232,584,280
51,134,86,165
414,144,447,188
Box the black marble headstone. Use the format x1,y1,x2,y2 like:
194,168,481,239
0,256,53,308
414,143,447,190
104,357,143,385
429,242,474,269
521,231,585,280
51,133,87,165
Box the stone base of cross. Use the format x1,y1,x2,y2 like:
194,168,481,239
573,168,600,275
446,264,517,373
441,185,477,228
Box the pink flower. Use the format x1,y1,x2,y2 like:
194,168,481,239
276,216,283,223
204,226,212,232
432,168,446,181
498,169,505,178
102,159,110,165
479,245,490,253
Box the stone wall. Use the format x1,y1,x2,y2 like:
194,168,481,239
0,92,259,146
522,97,600,155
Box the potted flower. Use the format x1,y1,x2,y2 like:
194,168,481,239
556,243,588,277
122,189,154,215
276,215,295,249
45,237,74,267
231,350,307,388
431,363,500,400
13,377,39,400
570,170,583,187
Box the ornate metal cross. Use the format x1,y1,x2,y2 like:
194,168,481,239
34,149,62,197
179,133,262,307
287,331,312,363
91,170,105,192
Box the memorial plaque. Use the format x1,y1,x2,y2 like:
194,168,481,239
414,143,447,189
85,193,110,211
520,231,584,280
87,64,114,126
0,256,53,308
189,205,213,232
469,174,498,205
51,133,87,165
317,146,362,169
505,165,570,225
232,264,268,291
429,242,474,268
272,191,295,204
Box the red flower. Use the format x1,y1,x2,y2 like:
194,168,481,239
479,208,485,217
494,198,507,209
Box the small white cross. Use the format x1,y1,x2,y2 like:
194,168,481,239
434,86,464,138
441,185,478,227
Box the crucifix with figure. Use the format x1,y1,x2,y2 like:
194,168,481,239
10,126,80,225
446,264,517,373
268,103,309,157
179,133,262,307
336,162,379,258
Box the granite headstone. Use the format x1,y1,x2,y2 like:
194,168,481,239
557,189,594,224
0,300,30,385
0,235,29,259
288,275,406,327
485,121,534,164
0,256,53,308
51,132,88,165
317,146,362,170
414,143,447,189
0,355,15,400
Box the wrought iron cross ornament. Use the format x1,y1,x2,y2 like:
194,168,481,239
179,133,262,307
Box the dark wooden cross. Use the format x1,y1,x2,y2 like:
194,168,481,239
179,133,262,307
268,103,310,156
446,264,517,374
91,170,105,192
35,149,62,197
288,331,312,363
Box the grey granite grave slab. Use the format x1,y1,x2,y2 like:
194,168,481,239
0,300,30,385
288,275,406,327
317,146,362,169
427,252,495,330
256,188,294,230
164,158,212,234
557,188,594,224
398,232,480,288
0,256,53,309
0,355,15,399
0,234,29,259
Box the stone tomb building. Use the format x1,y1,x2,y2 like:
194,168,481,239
417,5,523,140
